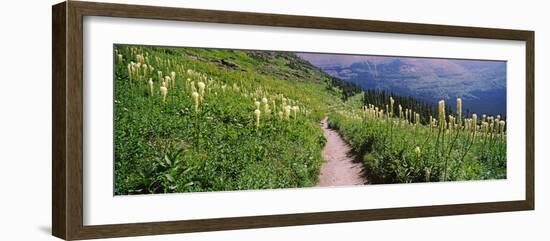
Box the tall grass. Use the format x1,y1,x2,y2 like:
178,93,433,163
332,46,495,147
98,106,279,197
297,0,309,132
328,95,507,183
114,46,334,194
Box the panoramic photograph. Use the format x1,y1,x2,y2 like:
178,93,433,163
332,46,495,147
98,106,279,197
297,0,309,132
113,45,507,195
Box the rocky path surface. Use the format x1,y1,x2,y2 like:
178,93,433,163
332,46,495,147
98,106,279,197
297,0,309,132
316,118,367,187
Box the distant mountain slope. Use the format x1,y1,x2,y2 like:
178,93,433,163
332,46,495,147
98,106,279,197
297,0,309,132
298,53,507,116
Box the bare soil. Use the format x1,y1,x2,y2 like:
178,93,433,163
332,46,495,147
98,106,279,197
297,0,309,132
316,118,368,187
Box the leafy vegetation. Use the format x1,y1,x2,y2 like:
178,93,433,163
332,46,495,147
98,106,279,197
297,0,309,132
328,96,506,183
114,45,343,195
114,44,507,195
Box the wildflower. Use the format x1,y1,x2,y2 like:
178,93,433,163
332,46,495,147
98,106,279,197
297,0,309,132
136,54,145,64
148,78,154,96
415,146,421,158
499,120,506,134
456,98,462,127
198,82,206,97
472,114,478,134
117,54,123,64
398,105,403,119
481,121,489,133
415,113,420,125
160,82,168,102
255,109,261,129
272,100,276,113
448,115,454,131
278,111,284,119
389,97,395,117
438,100,446,130
192,92,200,112
157,71,163,82
127,63,133,81
170,71,176,86
488,116,494,133
264,103,270,115
189,81,196,93
164,76,171,88
142,64,148,76
254,101,261,110
284,105,292,119
292,106,300,119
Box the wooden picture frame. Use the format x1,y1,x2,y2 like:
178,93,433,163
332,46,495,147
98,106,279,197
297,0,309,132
52,1,534,240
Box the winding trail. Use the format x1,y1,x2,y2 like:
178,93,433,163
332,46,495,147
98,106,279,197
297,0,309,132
316,117,368,187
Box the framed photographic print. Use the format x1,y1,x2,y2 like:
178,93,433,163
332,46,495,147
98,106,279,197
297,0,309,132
52,1,534,240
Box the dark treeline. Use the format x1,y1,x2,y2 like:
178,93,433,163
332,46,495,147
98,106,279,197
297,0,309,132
325,74,455,124
327,76,363,101
363,89,453,124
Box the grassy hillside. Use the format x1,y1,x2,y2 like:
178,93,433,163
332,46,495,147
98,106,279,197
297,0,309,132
328,96,506,183
114,45,346,195
114,45,507,195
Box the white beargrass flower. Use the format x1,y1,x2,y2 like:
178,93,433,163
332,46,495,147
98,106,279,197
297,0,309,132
192,92,200,112
254,109,261,129
456,98,462,127
117,54,123,64
254,101,261,110
292,106,300,119
438,100,446,130
264,101,270,114
197,81,206,96
170,71,176,85
499,120,506,134
142,64,148,76
448,115,454,131
160,82,168,102
136,54,145,64
164,76,171,88
148,78,154,96
284,105,292,120
389,97,395,117
398,104,403,119
481,121,489,135
472,114,478,135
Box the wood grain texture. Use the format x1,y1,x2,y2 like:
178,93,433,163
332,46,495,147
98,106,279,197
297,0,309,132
51,1,535,240
525,32,535,210
52,2,67,240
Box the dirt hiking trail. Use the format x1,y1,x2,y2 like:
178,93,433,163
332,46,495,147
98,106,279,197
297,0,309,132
316,117,368,187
